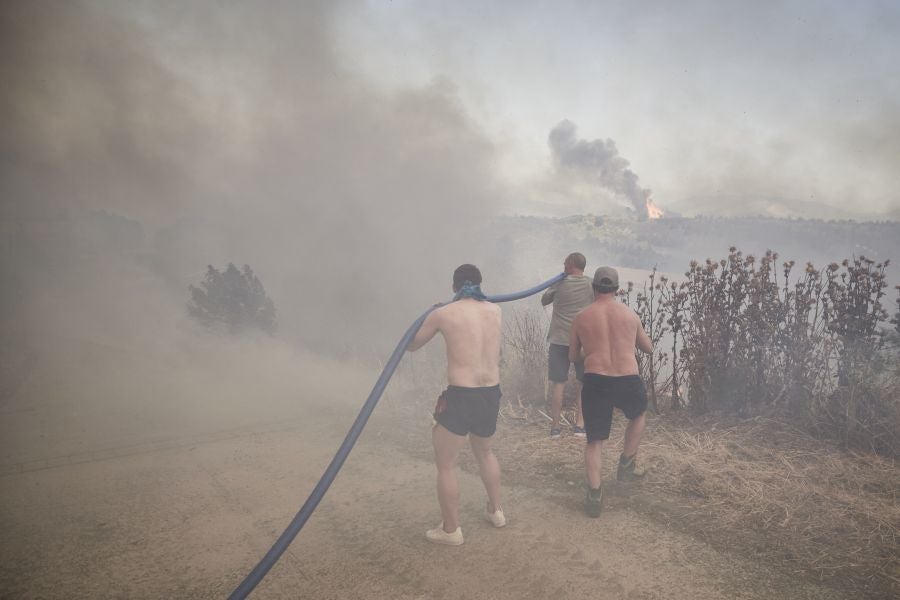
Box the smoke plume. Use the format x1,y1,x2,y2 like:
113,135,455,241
548,120,652,219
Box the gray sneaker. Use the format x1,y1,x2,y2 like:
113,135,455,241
426,523,464,545
617,454,646,482
485,504,506,528
585,487,603,518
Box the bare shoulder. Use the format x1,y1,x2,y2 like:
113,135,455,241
428,303,451,323
625,304,642,323
467,300,501,322
485,302,502,328
469,300,501,320
573,303,592,324
460,299,499,312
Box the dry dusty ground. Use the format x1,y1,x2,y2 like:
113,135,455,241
0,371,856,600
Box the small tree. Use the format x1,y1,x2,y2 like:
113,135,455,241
892,285,900,337
188,263,277,334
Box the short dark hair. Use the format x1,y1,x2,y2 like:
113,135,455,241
565,252,586,271
453,264,482,291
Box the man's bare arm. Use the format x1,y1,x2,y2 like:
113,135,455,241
407,310,440,352
636,324,653,354
540,286,556,306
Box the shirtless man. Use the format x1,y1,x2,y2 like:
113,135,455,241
569,266,653,517
407,264,506,545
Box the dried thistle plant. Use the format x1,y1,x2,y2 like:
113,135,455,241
615,249,898,455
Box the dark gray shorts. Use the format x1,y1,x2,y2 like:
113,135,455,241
433,385,502,438
581,374,647,442
548,343,585,383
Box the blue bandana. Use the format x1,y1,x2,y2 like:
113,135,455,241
453,280,487,301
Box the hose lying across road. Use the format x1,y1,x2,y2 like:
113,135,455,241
228,272,566,599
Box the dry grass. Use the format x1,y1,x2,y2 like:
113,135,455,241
492,407,900,597
645,415,899,591
387,378,899,596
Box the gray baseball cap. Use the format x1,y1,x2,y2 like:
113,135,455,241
592,266,619,292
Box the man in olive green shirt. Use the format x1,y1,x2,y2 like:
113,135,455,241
541,252,594,439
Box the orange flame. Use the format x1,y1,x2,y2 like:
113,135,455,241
646,197,664,219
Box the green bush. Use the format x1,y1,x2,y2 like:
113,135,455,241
188,263,277,334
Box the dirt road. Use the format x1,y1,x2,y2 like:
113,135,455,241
1,391,844,600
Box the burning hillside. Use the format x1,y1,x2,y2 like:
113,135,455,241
548,120,657,220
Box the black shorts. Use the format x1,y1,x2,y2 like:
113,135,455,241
433,385,502,438
548,343,585,383
581,374,647,442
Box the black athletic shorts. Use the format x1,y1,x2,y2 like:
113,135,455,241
433,385,502,438
581,374,647,442
548,343,585,383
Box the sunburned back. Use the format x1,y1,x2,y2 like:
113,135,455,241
436,299,502,387
574,299,641,376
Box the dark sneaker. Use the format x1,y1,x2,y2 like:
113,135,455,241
572,425,587,439
550,428,561,440
617,454,646,482
585,487,603,518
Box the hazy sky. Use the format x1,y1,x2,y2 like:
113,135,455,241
337,0,900,218
4,0,899,224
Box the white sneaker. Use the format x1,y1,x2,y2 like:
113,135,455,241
425,523,464,545
485,505,506,528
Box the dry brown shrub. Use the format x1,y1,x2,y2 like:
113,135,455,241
619,249,898,456
500,304,549,408
617,268,673,412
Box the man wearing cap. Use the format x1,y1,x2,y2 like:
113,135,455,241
541,252,594,439
407,264,507,545
570,266,653,517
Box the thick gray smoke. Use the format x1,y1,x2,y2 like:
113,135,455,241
1,0,506,353
548,120,651,219
0,0,510,461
